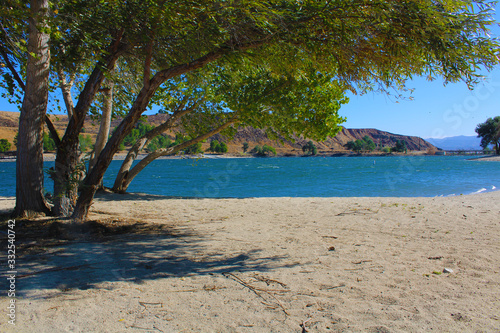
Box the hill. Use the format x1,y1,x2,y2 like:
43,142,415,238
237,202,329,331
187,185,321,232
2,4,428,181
0,111,435,155
425,136,483,151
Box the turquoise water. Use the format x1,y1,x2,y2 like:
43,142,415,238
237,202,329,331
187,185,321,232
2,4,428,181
0,156,498,198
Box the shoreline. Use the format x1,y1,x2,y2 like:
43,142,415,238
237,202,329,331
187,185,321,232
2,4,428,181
1,152,498,162
1,192,499,332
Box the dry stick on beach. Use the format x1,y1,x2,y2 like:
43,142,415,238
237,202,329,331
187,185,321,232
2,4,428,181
222,272,290,315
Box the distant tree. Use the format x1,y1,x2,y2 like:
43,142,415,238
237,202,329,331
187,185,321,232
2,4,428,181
0,139,11,153
345,136,376,153
79,135,93,152
242,142,249,153
392,140,407,153
382,146,391,153
43,132,56,151
345,139,364,153
302,141,318,155
220,142,228,153
183,142,203,155
252,144,276,157
362,136,376,151
251,145,262,155
475,116,500,154
209,140,222,153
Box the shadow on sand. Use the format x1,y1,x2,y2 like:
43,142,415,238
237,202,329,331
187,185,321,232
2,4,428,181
2,217,291,300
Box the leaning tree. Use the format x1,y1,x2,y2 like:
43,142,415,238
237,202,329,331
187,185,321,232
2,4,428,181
4,1,499,220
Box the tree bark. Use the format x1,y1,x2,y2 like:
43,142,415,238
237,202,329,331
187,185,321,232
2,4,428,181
53,33,125,216
118,118,237,193
13,0,51,217
112,99,195,192
72,39,265,220
89,80,114,174
56,66,75,118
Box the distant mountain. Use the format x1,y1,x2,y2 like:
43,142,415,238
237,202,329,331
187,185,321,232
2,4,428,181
0,111,436,155
425,135,482,151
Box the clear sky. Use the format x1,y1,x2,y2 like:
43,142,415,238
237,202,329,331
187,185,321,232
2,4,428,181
1,9,499,140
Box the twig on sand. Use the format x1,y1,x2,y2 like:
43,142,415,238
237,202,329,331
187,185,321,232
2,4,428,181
352,260,372,265
130,325,163,332
320,284,346,290
300,317,312,333
139,301,163,308
252,273,288,288
428,256,443,260
222,272,289,315
336,208,378,216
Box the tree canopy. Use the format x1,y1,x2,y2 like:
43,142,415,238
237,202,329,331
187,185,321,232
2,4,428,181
2,0,500,220
475,116,500,154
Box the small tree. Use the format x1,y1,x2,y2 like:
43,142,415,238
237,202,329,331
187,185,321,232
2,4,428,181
209,140,222,153
219,142,228,153
79,134,93,152
242,142,249,153
251,145,262,155
0,139,12,153
475,116,500,154
362,136,376,151
184,142,203,155
392,140,407,153
302,141,317,155
43,132,56,151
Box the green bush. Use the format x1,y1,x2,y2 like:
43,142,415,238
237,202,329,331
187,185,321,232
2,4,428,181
43,132,56,151
79,134,93,152
0,139,11,152
392,140,407,153
252,144,276,156
209,140,228,153
302,141,317,155
345,136,376,153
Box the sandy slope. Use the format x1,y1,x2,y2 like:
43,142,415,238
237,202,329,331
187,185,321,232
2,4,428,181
1,192,499,332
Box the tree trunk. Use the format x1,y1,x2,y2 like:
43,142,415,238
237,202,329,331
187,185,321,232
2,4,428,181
89,80,114,174
112,100,194,192
13,0,51,217
72,44,253,220
119,119,237,192
52,35,125,217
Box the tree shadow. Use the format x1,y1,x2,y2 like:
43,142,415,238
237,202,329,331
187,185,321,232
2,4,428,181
7,218,292,299
94,191,253,201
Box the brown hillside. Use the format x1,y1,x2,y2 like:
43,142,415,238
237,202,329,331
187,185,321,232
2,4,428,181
0,111,435,154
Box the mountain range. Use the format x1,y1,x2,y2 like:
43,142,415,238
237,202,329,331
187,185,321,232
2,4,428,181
425,136,483,151
0,111,436,155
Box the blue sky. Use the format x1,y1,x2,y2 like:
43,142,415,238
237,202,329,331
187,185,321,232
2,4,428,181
1,9,499,139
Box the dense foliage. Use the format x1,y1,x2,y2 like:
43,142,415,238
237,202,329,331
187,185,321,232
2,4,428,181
475,116,500,154
0,139,11,152
345,136,376,153
302,141,318,155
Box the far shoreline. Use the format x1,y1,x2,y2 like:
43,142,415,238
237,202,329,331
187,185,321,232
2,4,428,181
1,152,498,163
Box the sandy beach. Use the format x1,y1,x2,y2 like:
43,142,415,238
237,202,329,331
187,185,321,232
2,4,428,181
1,191,499,332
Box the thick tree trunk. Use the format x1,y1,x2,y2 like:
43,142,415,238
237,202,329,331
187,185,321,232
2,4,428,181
119,119,237,193
89,81,114,174
52,35,125,216
112,101,193,192
13,0,51,217
73,43,257,220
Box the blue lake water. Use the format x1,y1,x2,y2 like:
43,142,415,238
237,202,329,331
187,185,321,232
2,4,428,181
0,156,498,198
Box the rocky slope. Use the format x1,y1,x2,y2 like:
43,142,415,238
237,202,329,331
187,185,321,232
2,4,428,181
0,111,435,155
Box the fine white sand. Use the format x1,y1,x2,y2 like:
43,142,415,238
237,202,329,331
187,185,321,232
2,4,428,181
1,191,499,332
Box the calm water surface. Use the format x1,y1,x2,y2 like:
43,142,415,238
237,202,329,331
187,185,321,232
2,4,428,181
0,156,498,198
